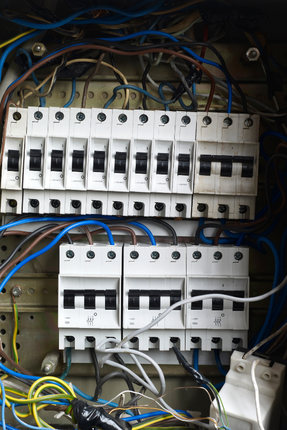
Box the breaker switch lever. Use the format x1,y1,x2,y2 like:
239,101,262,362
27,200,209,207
178,153,190,176
199,155,212,176
72,150,84,172
105,290,117,310
149,290,160,310
51,150,63,172
29,149,42,171
115,152,127,173
156,153,169,175
7,150,20,172
63,290,75,309
93,150,105,172
135,152,148,174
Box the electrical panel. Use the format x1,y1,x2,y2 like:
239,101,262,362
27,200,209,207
58,243,249,360
1,107,259,219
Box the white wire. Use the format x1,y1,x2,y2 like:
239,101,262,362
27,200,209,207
251,360,265,430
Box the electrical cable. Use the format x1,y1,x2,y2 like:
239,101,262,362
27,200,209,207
81,52,105,108
89,348,102,400
251,360,265,430
63,77,76,108
142,62,151,110
214,350,227,377
60,347,71,380
128,222,156,245
0,378,6,430
109,53,129,110
169,59,198,110
0,29,36,49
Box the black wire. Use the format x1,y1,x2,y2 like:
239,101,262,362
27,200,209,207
0,223,60,271
90,348,102,400
109,53,129,110
142,62,151,110
194,153,287,244
146,218,178,245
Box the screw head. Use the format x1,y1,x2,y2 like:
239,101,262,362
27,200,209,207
34,111,43,121
97,112,106,122
130,251,139,259
76,112,85,121
181,115,190,125
151,251,160,260
150,337,158,344
246,47,260,61
223,117,233,127
234,251,243,261
197,203,206,212
175,203,185,212
139,114,148,123
160,114,169,124
92,200,102,210
130,337,138,344
43,363,52,373
66,250,74,259
239,205,247,214
30,199,39,208
155,202,164,212
118,113,127,123
11,285,22,297
66,336,75,342
12,112,22,121
192,251,202,260
113,201,123,210
34,44,42,52
232,338,241,344
71,200,81,209
107,251,116,260
55,111,64,121
244,118,253,127
191,337,200,343
203,116,212,125
51,199,60,208
86,336,95,343
172,251,180,260
8,199,17,208
213,251,222,261
87,250,95,259
218,204,227,213
212,337,220,344
134,202,143,211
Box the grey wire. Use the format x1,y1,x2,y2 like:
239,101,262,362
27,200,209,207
169,59,198,110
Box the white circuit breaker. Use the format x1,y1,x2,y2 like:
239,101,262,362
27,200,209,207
210,350,285,430
58,243,122,350
1,107,259,219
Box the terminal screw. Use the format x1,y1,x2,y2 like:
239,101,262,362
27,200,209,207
213,251,222,260
66,250,74,259
171,251,180,260
130,251,139,259
234,252,243,261
11,285,22,297
192,251,201,260
151,251,160,260
87,250,95,259
107,251,116,259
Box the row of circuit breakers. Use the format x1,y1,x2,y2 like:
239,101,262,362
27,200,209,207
2,107,259,219
59,243,249,358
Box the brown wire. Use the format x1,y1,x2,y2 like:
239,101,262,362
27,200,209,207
81,52,105,108
0,44,215,166
0,339,32,375
81,225,93,245
92,226,137,245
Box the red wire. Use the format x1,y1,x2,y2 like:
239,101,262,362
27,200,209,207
200,23,209,59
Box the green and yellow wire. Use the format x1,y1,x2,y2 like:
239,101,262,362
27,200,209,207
12,300,19,364
0,29,36,49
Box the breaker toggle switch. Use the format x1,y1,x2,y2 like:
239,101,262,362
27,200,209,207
93,150,105,172
178,153,190,176
63,289,117,310
234,156,254,178
199,155,212,176
128,290,182,310
84,292,95,309
114,152,127,173
105,290,117,310
51,150,63,172
29,149,42,171
199,155,254,178
7,150,20,172
219,155,233,177
135,152,148,174
156,153,169,175
72,150,84,172
63,290,75,309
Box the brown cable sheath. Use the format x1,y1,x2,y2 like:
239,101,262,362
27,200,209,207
0,339,32,375
81,225,93,245
0,44,215,166
92,226,137,245
81,52,105,108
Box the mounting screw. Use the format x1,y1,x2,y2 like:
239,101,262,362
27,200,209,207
239,205,247,214
234,252,243,261
34,44,42,52
223,117,233,127
32,43,47,57
86,336,95,343
130,251,139,259
66,250,74,259
139,114,148,123
76,112,85,121
43,364,52,373
155,202,164,212
175,203,184,212
160,114,169,124
244,118,253,127
66,336,75,342
246,47,260,62
171,251,180,260
51,199,60,208
8,199,17,208
118,113,127,123
71,200,81,209
192,251,202,260
55,111,64,121
34,111,43,121
191,337,200,343
30,199,39,208
97,112,106,122
211,337,220,344
113,201,123,210
202,116,212,125
12,112,21,121
87,250,95,259
218,204,227,213
181,115,190,125
11,285,22,297
92,200,102,209
213,251,222,260
197,203,206,212
151,251,160,260
134,202,143,211
107,251,116,259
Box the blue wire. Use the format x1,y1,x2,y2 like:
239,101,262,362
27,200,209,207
0,379,6,430
259,131,287,163
199,218,235,245
0,423,15,430
123,410,192,421
2,1,164,29
16,48,45,107
11,404,60,430
0,220,114,294
193,349,199,371
104,84,175,109
252,237,280,346
214,350,227,376
128,222,156,245
100,30,233,113
0,30,43,83
64,78,76,108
